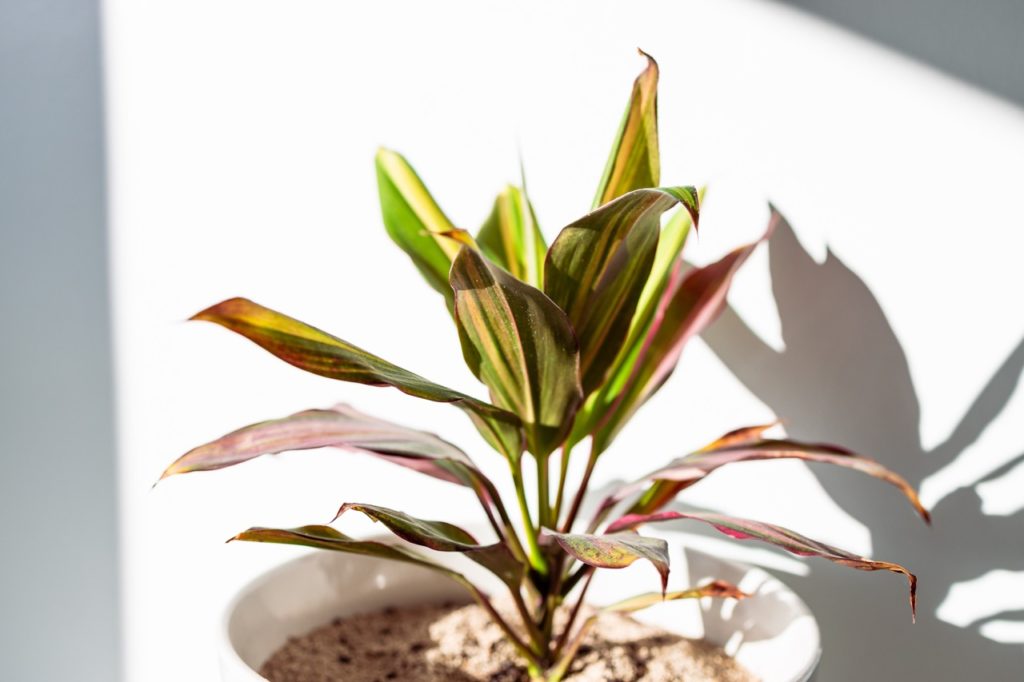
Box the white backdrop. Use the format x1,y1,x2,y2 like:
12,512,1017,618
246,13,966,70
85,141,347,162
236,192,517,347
104,1,1024,679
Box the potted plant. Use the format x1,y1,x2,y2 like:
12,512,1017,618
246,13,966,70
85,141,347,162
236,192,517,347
161,52,928,681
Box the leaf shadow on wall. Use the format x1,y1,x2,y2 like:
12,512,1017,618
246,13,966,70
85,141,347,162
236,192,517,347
696,215,1024,680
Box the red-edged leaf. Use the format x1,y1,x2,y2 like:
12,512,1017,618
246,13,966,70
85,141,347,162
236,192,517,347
451,246,582,458
160,404,472,482
231,524,461,578
593,50,661,208
602,579,750,614
549,578,745,681
190,297,523,461
335,503,525,588
606,510,918,620
589,210,778,453
546,187,699,396
548,530,669,594
592,430,930,529
643,438,929,522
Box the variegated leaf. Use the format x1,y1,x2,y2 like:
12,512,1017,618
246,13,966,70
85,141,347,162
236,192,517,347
232,524,460,577
451,246,582,458
336,503,525,588
478,185,547,288
626,437,930,522
376,148,473,308
589,209,777,453
548,530,670,593
601,580,750,614
593,50,660,208
159,404,471,481
567,188,702,447
605,511,918,619
545,187,699,396
191,297,523,460
549,578,746,681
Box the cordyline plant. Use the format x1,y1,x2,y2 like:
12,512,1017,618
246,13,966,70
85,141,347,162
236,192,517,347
161,52,928,680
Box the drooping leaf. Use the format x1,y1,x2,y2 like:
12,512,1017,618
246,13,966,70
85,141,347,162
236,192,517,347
601,579,750,615
336,503,525,588
191,297,523,460
232,524,461,578
376,148,474,309
478,185,547,288
566,188,703,447
593,50,661,208
545,187,699,396
624,437,931,523
451,246,582,458
549,577,746,681
605,510,918,620
159,403,472,482
548,530,670,594
589,209,777,453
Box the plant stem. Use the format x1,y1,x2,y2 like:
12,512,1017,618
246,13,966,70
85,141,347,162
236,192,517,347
552,567,595,661
509,582,545,654
512,458,548,575
560,448,599,533
551,441,575,524
461,580,543,671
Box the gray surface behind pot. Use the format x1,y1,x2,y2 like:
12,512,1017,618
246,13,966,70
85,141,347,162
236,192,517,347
0,0,121,681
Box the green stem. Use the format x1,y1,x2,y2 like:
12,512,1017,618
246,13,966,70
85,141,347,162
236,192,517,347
551,441,575,525
512,458,548,575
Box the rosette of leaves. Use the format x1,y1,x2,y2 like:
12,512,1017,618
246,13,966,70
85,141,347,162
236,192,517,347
161,51,928,681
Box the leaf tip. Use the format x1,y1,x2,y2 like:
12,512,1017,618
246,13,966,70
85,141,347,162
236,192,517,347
189,297,251,323
331,502,355,525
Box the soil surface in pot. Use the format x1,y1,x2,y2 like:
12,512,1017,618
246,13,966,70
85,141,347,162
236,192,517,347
260,600,756,681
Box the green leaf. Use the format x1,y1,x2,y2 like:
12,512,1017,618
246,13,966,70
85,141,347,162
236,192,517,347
548,530,670,593
336,503,526,588
545,187,699,396
589,208,775,453
451,246,582,458
159,403,475,483
478,185,547,288
594,50,660,208
605,511,918,620
191,297,523,461
567,187,702,448
376,148,474,309
232,524,461,578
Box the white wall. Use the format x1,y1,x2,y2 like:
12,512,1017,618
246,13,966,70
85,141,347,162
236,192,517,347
104,1,1024,679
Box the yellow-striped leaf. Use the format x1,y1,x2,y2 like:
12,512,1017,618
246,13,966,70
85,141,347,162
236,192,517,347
191,297,523,461
477,185,547,287
545,186,699,396
593,50,660,208
451,247,581,458
376,148,474,309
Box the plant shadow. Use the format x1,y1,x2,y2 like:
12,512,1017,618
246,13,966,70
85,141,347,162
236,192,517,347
692,214,1024,680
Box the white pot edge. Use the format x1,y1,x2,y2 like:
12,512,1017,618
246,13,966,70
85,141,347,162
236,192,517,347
219,543,821,682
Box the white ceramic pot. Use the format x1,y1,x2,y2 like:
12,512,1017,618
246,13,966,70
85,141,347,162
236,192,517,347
220,541,820,681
